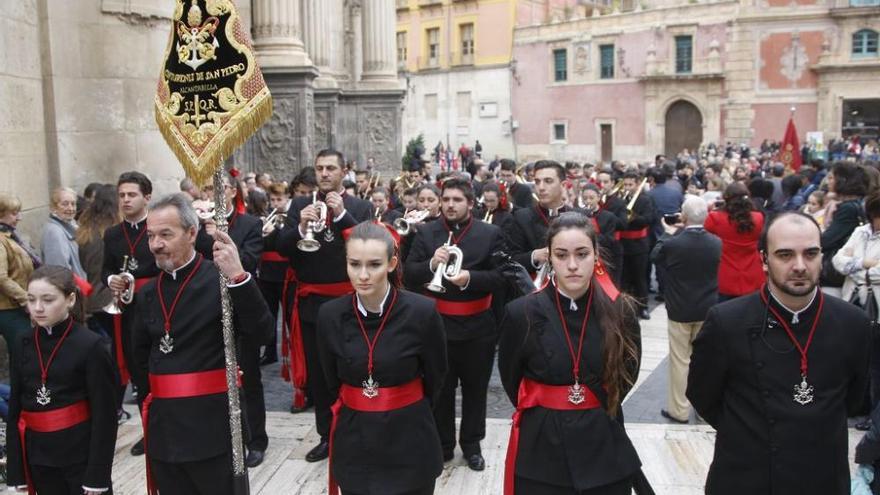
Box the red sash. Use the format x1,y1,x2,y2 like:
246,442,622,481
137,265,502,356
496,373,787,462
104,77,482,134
328,379,425,495
285,281,353,408
504,378,602,495
618,227,649,240
141,369,239,495
431,294,493,316
18,401,91,495
111,277,152,385
260,251,288,263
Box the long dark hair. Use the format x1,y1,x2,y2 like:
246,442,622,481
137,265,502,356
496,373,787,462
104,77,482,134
28,265,85,323
722,182,756,234
76,184,119,246
345,221,401,288
545,212,638,417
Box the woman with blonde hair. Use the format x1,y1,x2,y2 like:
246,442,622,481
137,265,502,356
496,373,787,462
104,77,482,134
0,193,38,360
41,187,86,279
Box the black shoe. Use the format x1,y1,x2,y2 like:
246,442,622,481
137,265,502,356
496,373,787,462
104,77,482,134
130,438,145,456
259,354,278,366
638,309,650,320
246,449,265,468
660,409,689,424
465,453,485,471
289,400,314,414
305,440,329,462
856,418,873,431
442,450,454,462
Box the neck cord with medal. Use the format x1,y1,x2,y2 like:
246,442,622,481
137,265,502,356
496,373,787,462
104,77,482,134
121,219,148,271
534,203,563,226
156,255,204,354
441,214,474,244
759,285,825,405
351,288,399,398
552,284,595,405
34,317,75,406
317,189,346,243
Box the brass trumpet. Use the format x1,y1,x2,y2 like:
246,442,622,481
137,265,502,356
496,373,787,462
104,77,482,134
600,179,624,207
426,233,464,293
103,255,136,315
297,192,328,252
393,209,430,236
261,208,287,236
482,208,494,224
625,177,648,222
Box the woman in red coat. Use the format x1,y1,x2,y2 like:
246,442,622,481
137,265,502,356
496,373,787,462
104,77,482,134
705,182,766,301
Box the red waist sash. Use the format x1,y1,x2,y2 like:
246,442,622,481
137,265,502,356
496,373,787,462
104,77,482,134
430,294,493,316
112,277,152,386
329,378,425,495
285,281,353,408
618,227,649,240
260,251,288,263
141,369,239,495
18,401,90,495
504,378,602,495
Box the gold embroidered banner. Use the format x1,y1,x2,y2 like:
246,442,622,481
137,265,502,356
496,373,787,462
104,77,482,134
155,0,272,185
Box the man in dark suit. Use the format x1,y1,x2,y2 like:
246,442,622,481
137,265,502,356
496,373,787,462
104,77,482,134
620,171,656,319
687,212,871,495
498,159,534,210
651,195,720,424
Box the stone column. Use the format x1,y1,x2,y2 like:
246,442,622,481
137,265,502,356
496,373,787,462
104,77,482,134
252,0,312,68
303,0,338,87
360,0,398,87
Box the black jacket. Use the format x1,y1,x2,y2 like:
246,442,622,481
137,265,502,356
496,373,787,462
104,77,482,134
687,289,871,495
507,205,586,274
404,216,506,341
589,209,624,282
7,319,118,488
822,199,865,256
508,183,534,210
497,285,642,490
317,289,447,494
650,227,721,322
196,210,264,275
620,194,656,255
132,255,273,463
258,227,289,284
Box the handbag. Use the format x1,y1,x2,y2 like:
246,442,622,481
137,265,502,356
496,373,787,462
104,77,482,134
851,272,880,336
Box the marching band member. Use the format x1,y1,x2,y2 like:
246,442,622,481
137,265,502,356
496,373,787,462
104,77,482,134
318,221,447,495
596,170,627,224
404,178,506,471
7,266,118,495
508,161,585,281
132,193,273,494
355,170,371,200
258,182,294,366
582,184,624,285
619,171,656,320
475,183,512,228
499,159,534,210
370,186,401,225
277,149,373,462
101,171,156,457
498,213,644,495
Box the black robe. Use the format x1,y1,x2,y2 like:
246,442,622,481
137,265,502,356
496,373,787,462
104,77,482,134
6,319,119,488
195,210,264,275
620,195,656,256
507,205,587,274
687,289,871,495
317,289,447,494
497,285,643,490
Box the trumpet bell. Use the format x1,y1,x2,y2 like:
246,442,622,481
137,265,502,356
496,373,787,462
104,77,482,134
103,301,122,315
297,237,321,252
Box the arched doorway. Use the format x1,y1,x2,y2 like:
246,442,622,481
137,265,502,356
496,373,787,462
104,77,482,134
664,100,703,157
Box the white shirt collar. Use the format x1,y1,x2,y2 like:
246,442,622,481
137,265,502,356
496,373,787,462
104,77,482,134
164,251,197,281
552,278,582,311
356,284,391,317
769,286,818,325
126,214,148,229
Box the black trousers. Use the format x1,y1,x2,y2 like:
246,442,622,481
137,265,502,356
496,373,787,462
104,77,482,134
301,318,332,438
622,253,649,307
239,336,268,451
121,310,148,416
30,463,113,495
258,278,284,359
515,475,631,495
434,333,496,456
151,452,233,495
343,481,435,495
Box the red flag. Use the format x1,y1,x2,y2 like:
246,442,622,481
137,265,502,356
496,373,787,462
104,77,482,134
780,117,802,172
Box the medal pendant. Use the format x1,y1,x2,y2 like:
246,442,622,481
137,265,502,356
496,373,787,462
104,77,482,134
36,384,51,406
362,375,379,399
568,381,585,405
323,229,335,243
793,375,814,405
159,333,174,354
128,258,138,271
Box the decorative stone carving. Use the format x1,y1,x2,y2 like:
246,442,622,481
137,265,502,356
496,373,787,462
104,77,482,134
364,109,396,167
780,38,808,84
574,43,591,75
315,109,331,150
257,97,298,174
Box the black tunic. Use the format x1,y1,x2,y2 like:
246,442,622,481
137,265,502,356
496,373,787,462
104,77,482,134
507,205,587,274
6,319,119,488
317,289,447,494
403,216,506,341
101,219,160,283
687,289,872,495
131,255,274,463
195,210,264,275
497,285,643,491
258,227,289,284
620,195,656,256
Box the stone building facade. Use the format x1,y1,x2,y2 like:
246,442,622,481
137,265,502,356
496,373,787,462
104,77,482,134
511,0,880,163
1,0,403,239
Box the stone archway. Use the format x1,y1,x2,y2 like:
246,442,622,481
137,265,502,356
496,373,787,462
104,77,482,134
664,100,703,157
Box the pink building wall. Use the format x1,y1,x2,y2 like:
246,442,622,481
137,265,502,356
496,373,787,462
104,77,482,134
751,103,818,144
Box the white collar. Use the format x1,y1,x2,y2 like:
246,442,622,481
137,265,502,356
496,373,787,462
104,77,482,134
769,287,818,325
164,251,197,281
552,278,584,311
356,284,391,317
126,214,148,229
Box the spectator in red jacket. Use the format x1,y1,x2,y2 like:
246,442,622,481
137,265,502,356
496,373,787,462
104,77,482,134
705,182,766,301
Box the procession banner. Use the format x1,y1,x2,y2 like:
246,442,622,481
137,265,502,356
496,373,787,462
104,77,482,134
155,0,272,185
